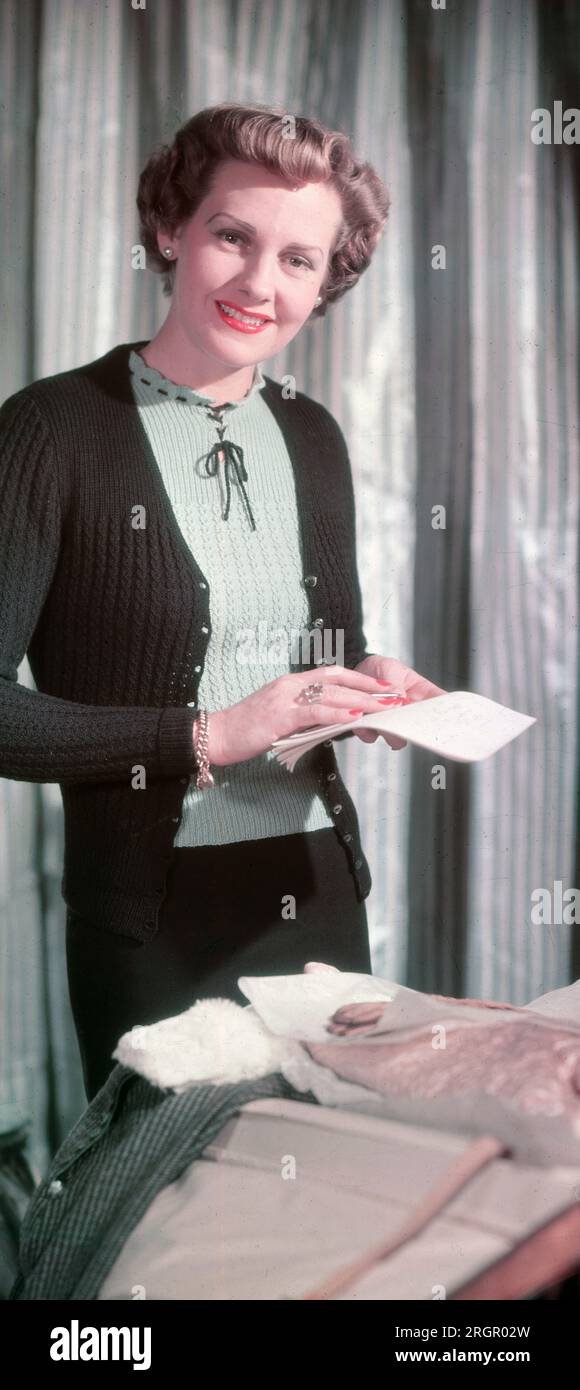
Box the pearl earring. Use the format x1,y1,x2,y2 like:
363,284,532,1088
315,295,322,306
163,247,174,258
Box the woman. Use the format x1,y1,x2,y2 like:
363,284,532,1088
0,102,443,1100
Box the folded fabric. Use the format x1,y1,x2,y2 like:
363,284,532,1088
241,974,580,1165
113,968,580,1165
525,977,580,1024
305,1014,580,1167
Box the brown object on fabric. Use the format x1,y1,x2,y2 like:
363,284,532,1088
327,995,530,1036
450,1202,580,1300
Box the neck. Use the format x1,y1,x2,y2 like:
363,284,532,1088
138,323,257,406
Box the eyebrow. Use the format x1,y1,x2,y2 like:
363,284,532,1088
206,211,323,256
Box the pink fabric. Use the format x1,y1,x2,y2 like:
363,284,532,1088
306,1003,580,1117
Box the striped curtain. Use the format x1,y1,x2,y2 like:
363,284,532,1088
1,0,578,1172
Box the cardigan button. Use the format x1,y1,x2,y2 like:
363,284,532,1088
48,1179,64,1199
171,816,180,823
199,581,207,589
355,858,363,869
194,665,202,673
327,772,337,781
333,804,343,815
344,833,353,843
304,574,317,587
312,618,324,628
201,625,209,634
180,776,188,785
323,740,333,748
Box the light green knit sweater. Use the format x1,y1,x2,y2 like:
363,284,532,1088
128,349,334,846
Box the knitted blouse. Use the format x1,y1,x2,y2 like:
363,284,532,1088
127,348,334,846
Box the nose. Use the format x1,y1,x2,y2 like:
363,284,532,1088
234,284,272,309
230,250,277,308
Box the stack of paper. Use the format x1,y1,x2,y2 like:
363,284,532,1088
271,691,536,771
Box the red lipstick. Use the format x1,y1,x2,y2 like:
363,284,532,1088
214,300,274,334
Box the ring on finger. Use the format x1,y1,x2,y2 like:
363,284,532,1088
297,681,324,705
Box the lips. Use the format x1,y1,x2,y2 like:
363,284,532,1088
214,300,274,334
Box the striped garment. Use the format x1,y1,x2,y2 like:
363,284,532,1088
10,1063,316,1300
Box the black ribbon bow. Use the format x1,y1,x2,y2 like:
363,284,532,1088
202,406,256,531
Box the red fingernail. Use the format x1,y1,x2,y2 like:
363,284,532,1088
349,708,364,715
377,679,392,686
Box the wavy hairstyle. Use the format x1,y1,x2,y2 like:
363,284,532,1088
136,102,390,315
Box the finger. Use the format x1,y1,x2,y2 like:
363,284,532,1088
372,660,445,703
293,665,397,694
399,671,447,701
293,704,368,730
294,684,396,717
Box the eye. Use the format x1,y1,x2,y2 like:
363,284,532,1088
214,229,313,271
216,229,247,247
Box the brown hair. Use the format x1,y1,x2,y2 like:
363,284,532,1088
136,102,390,314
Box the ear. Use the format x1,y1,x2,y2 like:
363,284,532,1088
155,221,185,255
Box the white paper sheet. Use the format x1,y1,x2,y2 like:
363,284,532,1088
272,690,536,769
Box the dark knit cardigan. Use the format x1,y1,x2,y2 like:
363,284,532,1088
0,340,373,941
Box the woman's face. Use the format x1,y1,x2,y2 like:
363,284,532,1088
157,158,344,367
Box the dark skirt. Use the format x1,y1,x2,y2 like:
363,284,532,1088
66,827,371,1101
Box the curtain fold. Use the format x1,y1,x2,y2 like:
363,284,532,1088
0,0,577,1170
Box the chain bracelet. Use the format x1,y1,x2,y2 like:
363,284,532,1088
193,710,215,789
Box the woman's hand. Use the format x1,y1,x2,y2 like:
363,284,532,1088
352,654,447,749
202,665,399,767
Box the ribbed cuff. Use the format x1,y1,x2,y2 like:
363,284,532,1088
157,706,199,776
